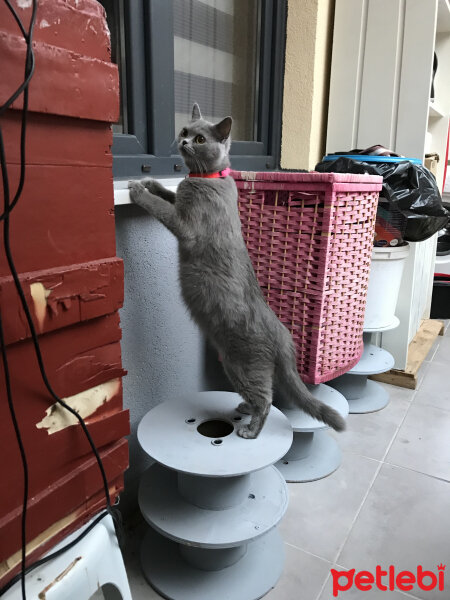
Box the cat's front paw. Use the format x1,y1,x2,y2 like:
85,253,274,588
237,424,259,439
141,178,160,195
128,180,146,205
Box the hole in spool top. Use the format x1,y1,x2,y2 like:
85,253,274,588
185,418,196,424
197,419,234,438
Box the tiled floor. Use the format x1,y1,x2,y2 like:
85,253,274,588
95,321,450,600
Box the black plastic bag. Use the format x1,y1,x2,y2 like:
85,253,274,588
315,156,449,242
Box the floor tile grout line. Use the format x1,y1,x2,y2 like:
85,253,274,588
425,330,443,363
340,450,383,464
314,569,331,600
382,459,450,484
283,541,333,565
330,458,384,565
380,385,416,463
284,447,395,570
418,334,448,375
428,342,440,362
423,357,448,370
415,360,434,393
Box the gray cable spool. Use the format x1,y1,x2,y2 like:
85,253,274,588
329,325,397,414
274,383,349,483
137,391,293,600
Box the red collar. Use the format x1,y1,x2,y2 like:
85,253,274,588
188,167,231,179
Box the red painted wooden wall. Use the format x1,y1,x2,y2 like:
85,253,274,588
0,0,129,585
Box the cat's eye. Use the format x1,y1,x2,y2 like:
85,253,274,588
194,135,206,144
180,128,188,137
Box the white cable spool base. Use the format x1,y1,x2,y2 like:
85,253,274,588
329,329,396,414
274,384,348,483
139,463,288,548
141,527,285,600
347,344,395,376
363,315,400,333
329,375,389,414
276,430,342,483
137,391,292,600
137,391,293,477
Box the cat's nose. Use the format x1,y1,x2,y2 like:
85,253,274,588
182,140,188,146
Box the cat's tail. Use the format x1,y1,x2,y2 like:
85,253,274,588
275,353,346,432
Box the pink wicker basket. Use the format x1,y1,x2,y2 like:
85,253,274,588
232,170,383,384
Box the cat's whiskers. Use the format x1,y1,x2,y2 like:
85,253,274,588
199,157,208,175
193,152,206,175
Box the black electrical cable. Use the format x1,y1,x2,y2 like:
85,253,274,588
0,40,35,118
0,0,36,221
4,0,27,38
0,5,36,597
0,2,122,597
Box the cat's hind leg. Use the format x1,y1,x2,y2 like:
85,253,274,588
236,384,272,439
236,401,253,415
222,361,273,439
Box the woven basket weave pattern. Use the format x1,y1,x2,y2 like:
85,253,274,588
233,172,380,383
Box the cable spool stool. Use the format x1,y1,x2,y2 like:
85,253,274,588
274,384,349,482
328,246,408,413
329,320,398,413
137,391,293,600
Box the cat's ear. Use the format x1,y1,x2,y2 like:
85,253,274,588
191,103,202,121
215,116,232,141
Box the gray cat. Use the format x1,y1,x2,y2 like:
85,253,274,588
128,103,345,439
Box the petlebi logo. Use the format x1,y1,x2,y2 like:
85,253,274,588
331,564,446,597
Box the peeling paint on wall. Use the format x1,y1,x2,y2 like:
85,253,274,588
30,282,52,331
36,378,121,435
1,258,123,348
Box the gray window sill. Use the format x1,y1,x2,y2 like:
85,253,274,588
114,176,184,206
